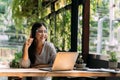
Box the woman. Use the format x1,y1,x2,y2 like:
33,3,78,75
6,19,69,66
20,22,57,80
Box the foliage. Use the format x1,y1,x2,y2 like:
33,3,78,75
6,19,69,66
11,0,43,36
76,54,84,64
108,51,118,62
47,8,71,51
10,52,22,68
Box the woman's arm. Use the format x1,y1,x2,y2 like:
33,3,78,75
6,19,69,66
20,38,33,68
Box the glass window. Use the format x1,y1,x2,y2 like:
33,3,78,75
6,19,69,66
89,0,120,58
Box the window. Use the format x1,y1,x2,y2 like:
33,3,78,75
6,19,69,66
89,0,120,58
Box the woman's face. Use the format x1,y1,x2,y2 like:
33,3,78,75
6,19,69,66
35,25,47,43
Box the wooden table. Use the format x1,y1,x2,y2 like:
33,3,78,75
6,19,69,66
0,68,120,78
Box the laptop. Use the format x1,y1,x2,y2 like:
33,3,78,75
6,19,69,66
39,52,78,71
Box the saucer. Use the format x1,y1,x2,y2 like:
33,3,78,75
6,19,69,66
75,67,88,70
76,63,86,68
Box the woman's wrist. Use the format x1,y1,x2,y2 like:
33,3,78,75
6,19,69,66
23,48,29,60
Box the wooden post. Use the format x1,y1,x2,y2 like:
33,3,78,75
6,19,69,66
82,0,90,63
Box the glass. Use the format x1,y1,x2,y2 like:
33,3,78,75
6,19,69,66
36,30,47,33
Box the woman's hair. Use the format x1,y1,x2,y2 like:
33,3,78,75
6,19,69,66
31,22,47,38
28,22,47,65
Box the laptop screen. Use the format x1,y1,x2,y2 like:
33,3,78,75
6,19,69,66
51,52,78,71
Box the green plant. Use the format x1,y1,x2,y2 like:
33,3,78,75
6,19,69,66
11,0,43,36
76,54,84,64
109,51,118,62
10,52,22,68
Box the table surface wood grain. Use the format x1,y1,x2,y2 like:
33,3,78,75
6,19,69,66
0,68,120,78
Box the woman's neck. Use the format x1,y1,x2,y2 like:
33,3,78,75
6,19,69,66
35,40,45,55
36,41,44,48
35,39,45,47
35,44,43,55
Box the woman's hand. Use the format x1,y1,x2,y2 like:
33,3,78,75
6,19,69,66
24,38,34,49
22,38,33,61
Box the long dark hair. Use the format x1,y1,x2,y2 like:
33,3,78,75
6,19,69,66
28,22,47,65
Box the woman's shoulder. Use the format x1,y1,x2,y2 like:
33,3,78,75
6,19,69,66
44,41,54,47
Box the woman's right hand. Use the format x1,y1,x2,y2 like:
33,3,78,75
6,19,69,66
24,38,34,49
22,38,33,61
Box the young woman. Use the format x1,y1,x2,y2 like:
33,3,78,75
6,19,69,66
20,22,57,80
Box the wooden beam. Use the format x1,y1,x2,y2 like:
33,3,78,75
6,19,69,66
70,0,79,52
42,4,71,19
42,0,58,7
82,0,90,63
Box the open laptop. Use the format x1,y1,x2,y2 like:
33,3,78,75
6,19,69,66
39,52,78,71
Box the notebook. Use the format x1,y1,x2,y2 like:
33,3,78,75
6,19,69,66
39,52,78,71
